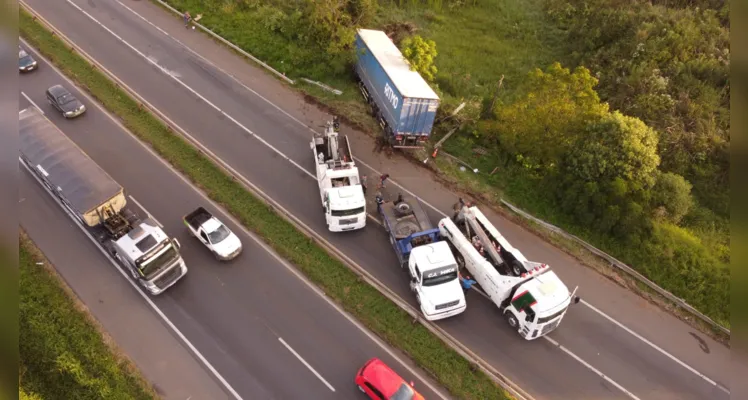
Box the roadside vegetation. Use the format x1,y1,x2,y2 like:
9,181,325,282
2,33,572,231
19,9,513,400
18,232,157,400
157,0,731,328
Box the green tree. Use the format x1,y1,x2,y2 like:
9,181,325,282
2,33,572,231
302,0,357,56
545,0,730,218
556,111,660,236
489,62,608,171
347,0,378,26
400,35,438,82
650,171,693,224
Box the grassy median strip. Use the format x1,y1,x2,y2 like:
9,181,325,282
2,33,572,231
18,232,157,400
20,10,511,400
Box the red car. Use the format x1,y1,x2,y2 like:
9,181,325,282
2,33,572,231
355,358,425,400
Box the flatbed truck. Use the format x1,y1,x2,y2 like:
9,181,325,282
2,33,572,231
380,194,466,321
19,107,187,295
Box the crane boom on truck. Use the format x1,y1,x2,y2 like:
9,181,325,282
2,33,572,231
310,116,367,232
438,201,579,340
19,107,187,295
379,194,466,321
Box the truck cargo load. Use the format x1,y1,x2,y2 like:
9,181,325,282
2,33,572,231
19,107,126,227
19,106,187,295
355,29,440,149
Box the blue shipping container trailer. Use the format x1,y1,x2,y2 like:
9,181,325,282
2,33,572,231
354,29,440,149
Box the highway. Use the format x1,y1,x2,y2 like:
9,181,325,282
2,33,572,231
21,0,731,399
18,49,448,400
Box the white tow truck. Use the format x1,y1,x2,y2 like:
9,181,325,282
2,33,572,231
183,207,243,261
438,202,579,339
310,116,367,232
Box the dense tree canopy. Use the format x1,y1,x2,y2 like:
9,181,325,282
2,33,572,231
545,0,730,217
484,62,608,171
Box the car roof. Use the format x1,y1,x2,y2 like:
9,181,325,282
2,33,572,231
48,85,69,97
362,358,416,398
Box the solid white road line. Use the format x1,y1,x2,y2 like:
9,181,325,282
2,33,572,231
128,195,163,228
64,0,316,183
53,2,726,396
581,299,730,394
21,37,453,400
18,145,244,400
544,336,643,400
278,338,336,392
21,91,44,114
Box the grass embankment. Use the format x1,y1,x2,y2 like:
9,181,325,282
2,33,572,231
19,9,512,400
157,0,729,333
18,232,157,400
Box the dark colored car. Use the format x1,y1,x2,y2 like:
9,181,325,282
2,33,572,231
19,47,37,72
45,85,86,118
355,358,425,400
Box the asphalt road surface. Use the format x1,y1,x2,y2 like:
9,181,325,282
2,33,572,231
18,51,448,400
22,1,731,399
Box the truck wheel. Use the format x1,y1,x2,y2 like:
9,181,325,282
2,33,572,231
505,312,519,330
511,260,524,276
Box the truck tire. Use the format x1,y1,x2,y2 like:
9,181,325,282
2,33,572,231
511,260,524,276
505,312,519,330
394,201,412,216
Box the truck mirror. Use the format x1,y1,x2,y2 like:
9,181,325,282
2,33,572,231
574,296,580,304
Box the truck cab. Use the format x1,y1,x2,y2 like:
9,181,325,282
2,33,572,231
312,118,366,232
110,218,187,295
183,207,242,260
505,267,577,339
323,181,366,231
408,242,466,321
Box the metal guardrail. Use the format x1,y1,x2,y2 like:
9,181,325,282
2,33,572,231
153,0,295,85
500,199,730,336
21,5,533,399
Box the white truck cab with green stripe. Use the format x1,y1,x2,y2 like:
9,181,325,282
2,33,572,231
438,204,580,340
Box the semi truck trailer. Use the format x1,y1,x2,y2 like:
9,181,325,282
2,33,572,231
354,29,440,149
19,107,187,295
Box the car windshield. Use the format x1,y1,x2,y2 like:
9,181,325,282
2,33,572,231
422,265,458,287
207,224,231,244
138,244,179,279
57,93,76,105
390,383,415,400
